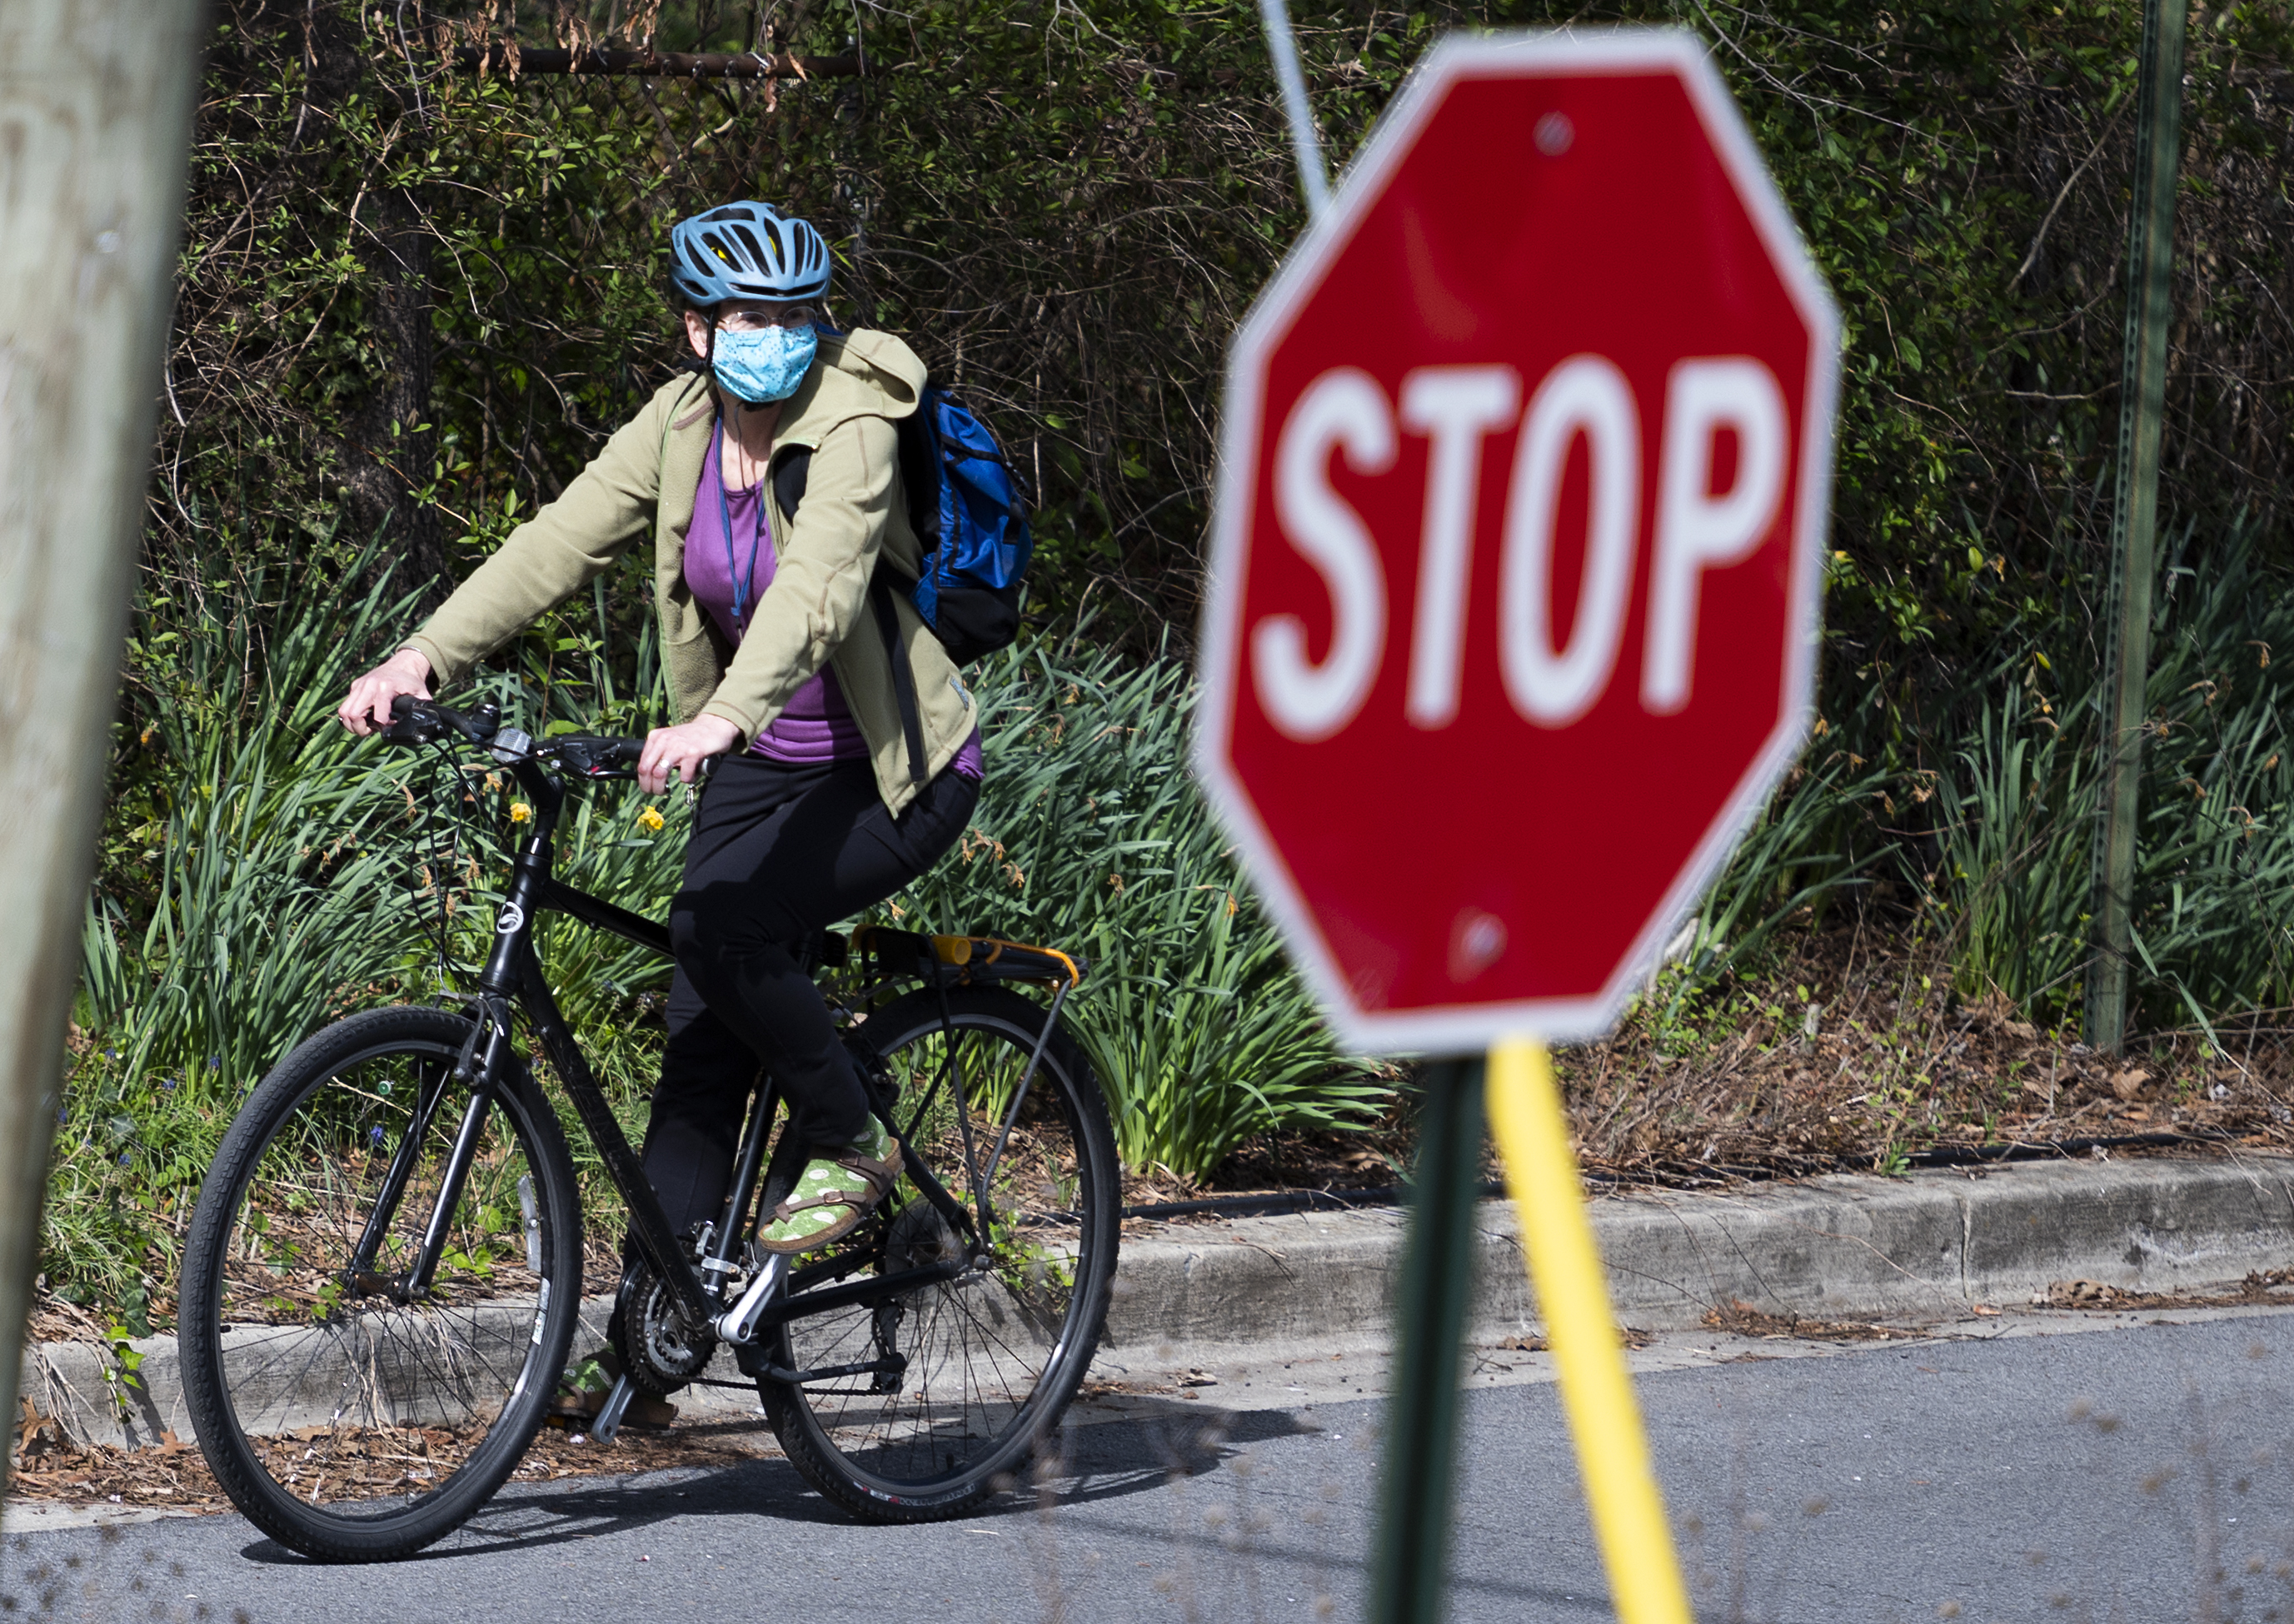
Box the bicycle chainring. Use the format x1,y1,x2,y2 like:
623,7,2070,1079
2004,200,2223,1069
612,1262,717,1397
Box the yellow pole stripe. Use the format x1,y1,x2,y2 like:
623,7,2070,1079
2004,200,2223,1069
1487,1036,1694,1624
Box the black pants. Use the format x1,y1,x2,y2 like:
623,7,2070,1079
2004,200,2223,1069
641,753,979,1240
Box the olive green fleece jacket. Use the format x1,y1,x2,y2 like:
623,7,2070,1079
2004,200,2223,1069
401,330,980,816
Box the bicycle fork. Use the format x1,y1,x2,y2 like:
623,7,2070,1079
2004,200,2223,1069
347,995,512,1302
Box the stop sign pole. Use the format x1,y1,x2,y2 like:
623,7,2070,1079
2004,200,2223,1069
1201,28,1839,1624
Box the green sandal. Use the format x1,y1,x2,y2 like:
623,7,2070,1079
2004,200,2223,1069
550,1347,676,1431
759,1117,902,1255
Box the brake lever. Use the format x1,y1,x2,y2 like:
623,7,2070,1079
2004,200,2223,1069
382,695,443,745
382,695,499,747
551,735,646,779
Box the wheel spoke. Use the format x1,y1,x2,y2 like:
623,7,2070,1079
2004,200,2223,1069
182,1010,579,1556
764,989,1115,1517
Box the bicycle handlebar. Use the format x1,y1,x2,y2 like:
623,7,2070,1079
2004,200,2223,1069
383,693,499,747
384,695,650,779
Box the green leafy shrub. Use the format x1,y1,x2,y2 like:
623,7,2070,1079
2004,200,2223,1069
1663,521,2294,1038
69,577,1382,1320
66,548,689,1311
892,639,1390,1179
1923,524,2294,1029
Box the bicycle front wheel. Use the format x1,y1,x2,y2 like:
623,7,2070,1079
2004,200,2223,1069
179,1006,584,1561
760,985,1120,1522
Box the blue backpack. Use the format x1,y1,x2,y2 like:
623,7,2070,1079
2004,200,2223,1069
892,383,1035,664
770,381,1034,662
770,380,1033,782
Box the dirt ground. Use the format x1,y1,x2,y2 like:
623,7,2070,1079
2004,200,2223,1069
1167,924,2294,1202
7,1398,782,1514
1548,924,2294,1184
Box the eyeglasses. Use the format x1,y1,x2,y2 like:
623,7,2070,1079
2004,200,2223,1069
716,305,818,333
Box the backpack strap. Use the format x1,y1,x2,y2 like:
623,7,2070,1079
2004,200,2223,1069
870,578,930,786
895,388,945,550
771,445,811,524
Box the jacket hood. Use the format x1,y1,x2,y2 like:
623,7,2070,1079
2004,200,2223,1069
818,328,927,411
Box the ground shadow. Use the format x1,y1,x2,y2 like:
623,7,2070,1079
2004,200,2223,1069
235,1397,1303,1566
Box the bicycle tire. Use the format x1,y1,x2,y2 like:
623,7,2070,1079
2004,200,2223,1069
759,985,1120,1522
179,1005,585,1561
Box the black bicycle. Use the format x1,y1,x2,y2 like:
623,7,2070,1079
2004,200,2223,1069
177,696,1120,1561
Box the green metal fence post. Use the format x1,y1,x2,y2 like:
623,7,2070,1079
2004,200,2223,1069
1368,1057,1486,1624
2085,0,2188,1054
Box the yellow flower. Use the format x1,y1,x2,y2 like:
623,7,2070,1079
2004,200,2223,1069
637,806,665,833
509,803,531,824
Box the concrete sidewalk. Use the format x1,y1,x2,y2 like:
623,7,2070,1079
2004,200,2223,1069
30,1152,2294,1448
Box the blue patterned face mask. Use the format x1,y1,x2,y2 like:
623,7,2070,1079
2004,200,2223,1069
713,323,817,404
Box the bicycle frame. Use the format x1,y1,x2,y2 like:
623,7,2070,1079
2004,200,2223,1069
397,749,981,1338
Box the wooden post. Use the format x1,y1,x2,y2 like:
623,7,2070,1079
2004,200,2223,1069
2084,0,2188,1053
0,0,203,1494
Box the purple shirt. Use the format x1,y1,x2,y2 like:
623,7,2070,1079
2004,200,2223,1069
686,428,983,779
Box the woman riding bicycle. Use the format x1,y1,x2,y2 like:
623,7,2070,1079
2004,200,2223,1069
337,202,981,1273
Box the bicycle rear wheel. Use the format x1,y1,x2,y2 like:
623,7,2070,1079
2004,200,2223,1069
179,1006,584,1561
759,985,1120,1522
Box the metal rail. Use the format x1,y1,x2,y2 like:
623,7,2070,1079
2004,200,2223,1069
448,44,861,80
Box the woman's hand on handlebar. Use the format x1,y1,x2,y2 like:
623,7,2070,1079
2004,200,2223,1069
339,648,434,735
637,715,741,795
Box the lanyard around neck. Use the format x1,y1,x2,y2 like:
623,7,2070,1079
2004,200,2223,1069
711,417,766,631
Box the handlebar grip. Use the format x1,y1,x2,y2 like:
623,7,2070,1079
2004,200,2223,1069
552,734,647,776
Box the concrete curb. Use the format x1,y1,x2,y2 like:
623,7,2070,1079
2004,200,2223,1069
1100,1153,2294,1353
29,1154,2294,1448
19,1300,620,1452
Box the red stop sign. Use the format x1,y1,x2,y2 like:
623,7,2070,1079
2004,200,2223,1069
1196,32,1840,1053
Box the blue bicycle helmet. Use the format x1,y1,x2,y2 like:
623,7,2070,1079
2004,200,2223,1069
668,202,831,306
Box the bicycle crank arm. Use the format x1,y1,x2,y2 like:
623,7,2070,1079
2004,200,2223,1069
590,1374,639,1444
716,1256,965,1343
712,1253,790,1346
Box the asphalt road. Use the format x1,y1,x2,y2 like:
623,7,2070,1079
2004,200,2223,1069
14,1306,2294,1623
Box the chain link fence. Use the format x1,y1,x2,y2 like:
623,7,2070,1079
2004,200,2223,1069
158,0,1308,643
